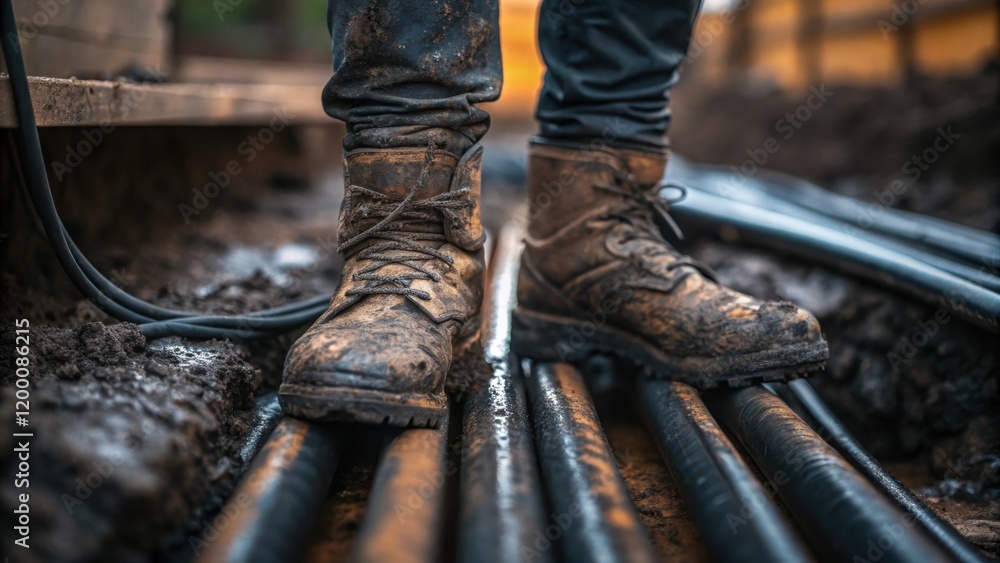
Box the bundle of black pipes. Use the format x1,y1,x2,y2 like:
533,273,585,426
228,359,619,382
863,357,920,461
637,379,811,563
193,223,987,562
667,157,999,267
662,161,1000,333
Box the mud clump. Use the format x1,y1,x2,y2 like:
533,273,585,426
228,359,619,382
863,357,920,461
0,322,256,562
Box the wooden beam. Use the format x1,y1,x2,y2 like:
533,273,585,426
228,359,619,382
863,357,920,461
10,0,172,79
0,76,330,128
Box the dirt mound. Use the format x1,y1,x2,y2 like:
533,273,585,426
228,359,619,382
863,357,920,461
0,322,256,561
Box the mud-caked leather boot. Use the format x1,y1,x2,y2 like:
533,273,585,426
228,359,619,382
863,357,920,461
280,145,486,427
513,141,828,388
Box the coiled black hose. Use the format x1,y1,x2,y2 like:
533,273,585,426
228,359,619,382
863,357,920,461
0,0,330,340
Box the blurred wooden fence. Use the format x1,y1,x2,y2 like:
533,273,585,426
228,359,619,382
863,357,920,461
489,0,998,119
695,0,998,91
11,0,173,79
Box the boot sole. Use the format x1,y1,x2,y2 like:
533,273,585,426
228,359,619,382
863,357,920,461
279,381,446,428
511,307,827,389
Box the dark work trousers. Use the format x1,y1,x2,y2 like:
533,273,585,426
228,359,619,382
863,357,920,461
323,0,703,155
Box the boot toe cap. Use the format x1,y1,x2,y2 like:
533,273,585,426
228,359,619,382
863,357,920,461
283,325,446,395
764,301,826,350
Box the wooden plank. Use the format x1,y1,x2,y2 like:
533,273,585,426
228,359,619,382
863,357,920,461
10,0,171,78
748,0,800,38
819,29,901,85
12,0,170,41
0,76,330,127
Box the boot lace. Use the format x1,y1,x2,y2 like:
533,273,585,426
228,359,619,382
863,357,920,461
593,167,688,241
337,151,475,301
593,169,717,280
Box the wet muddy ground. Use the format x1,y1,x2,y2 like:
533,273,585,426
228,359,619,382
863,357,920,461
0,324,255,561
1,69,998,560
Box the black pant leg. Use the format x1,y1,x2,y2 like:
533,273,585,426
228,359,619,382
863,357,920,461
323,0,503,155
535,0,703,149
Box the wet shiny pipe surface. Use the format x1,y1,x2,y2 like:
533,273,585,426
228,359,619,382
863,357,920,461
238,392,283,469
458,223,550,563
525,361,656,563
195,418,346,563
350,411,451,563
708,386,952,563
671,189,1000,333
785,379,987,563
638,379,812,563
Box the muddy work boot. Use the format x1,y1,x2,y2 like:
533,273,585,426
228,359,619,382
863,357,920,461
280,145,486,427
513,141,827,388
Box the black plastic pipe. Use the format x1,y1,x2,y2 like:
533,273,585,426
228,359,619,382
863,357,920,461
351,414,451,563
707,386,952,563
667,157,1000,265
0,2,330,340
638,379,812,563
665,162,1000,292
663,176,1000,292
237,392,284,469
458,224,551,563
670,189,1000,333
193,418,346,563
785,379,986,563
525,361,656,563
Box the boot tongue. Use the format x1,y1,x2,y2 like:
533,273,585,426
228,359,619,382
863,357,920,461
610,147,668,189
339,148,459,250
345,148,458,199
